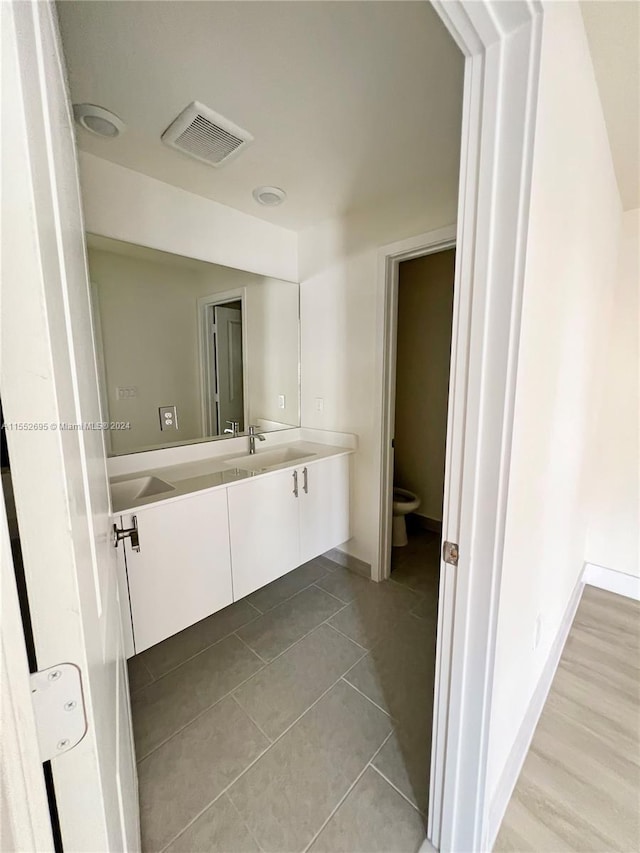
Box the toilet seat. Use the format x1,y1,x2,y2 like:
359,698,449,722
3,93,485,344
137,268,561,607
392,488,420,515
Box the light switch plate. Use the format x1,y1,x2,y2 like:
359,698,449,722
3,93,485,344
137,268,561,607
159,405,178,430
116,385,138,400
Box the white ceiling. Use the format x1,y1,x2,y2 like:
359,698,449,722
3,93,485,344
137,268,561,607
56,1,464,231
581,0,640,211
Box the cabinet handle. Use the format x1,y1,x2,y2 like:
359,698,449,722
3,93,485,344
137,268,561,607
302,467,308,494
112,515,140,552
293,470,298,498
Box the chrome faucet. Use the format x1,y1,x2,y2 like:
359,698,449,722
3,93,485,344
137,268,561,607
248,425,266,454
224,420,240,437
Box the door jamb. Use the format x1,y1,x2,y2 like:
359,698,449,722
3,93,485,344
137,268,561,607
0,488,55,852
375,226,457,585
197,287,249,437
374,2,543,851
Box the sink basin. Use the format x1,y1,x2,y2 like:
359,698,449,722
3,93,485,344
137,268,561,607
226,447,316,472
111,475,175,506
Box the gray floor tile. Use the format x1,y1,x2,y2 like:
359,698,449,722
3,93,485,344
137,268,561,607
315,567,375,602
247,560,331,613
372,721,432,815
132,634,263,759
343,613,436,724
165,794,260,853
127,655,153,693
234,624,365,739
137,599,260,679
227,680,392,853
237,585,344,662
139,696,268,852
328,585,419,650
308,767,426,853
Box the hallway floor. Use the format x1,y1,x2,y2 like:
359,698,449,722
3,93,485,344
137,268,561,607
128,533,440,852
496,585,640,852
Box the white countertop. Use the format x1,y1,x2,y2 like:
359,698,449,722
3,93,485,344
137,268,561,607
110,439,353,515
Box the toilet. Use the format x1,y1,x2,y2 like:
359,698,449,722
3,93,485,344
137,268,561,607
392,487,421,547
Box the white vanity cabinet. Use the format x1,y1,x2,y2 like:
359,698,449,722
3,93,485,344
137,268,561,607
119,489,233,653
228,468,300,600
228,454,350,599
299,455,350,564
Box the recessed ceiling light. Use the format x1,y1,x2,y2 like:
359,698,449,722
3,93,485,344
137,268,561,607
252,186,286,207
73,104,125,138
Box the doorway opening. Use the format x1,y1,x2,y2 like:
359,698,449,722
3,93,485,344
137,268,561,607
372,225,457,842
199,290,248,438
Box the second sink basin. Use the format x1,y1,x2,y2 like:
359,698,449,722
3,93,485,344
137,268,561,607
111,475,175,507
226,447,316,472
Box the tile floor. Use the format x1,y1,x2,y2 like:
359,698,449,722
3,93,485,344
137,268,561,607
128,531,441,853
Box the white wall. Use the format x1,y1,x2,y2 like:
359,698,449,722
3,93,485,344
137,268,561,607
394,250,455,522
79,152,298,282
299,189,458,565
585,208,640,578
487,0,622,805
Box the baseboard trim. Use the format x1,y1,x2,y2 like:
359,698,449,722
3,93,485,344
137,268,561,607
413,513,443,534
486,578,585,850
582,563,640,601
324,548,371,579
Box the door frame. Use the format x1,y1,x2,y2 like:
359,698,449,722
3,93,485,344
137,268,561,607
372,2,543,851
197,287,249,436
375,225,457,584
0,488,55,852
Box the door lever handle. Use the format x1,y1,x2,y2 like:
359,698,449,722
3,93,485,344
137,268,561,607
113,515,140,551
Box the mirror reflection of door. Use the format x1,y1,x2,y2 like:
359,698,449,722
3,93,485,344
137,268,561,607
210,302,244,435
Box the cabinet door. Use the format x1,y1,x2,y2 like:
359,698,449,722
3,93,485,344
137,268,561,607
299,455,350,564
123,489,233,653
228,468,300,599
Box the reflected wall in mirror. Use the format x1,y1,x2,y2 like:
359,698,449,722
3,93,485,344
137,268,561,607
87,235,300,456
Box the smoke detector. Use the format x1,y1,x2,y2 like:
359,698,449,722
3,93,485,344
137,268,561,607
161,101,253,167
253,186,287,206
73,104,125,138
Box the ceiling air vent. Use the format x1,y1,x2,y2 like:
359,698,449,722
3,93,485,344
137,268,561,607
161,101,253,167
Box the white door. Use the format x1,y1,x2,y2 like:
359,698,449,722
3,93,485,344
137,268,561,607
228,470,300,599
1,1,139,850
122,491,233,653
299,457,350,564
214,305,245,434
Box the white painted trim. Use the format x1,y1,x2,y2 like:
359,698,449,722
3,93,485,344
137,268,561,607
486,579,584,850
197,288,249,437
582,563,640,601
373,225,457,584
427,3,544,851
0,488,54,852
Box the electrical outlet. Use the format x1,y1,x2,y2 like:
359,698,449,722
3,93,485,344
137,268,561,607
159,405,178,431
315,397,324,413
278,394,286,409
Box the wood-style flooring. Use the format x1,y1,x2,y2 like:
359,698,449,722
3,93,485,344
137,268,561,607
496,585,640,852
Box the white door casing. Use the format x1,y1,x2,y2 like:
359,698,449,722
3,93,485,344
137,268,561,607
214,305,245,434
1,1,140,849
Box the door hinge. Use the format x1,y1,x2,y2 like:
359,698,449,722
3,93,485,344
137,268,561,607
443,540,459,567
30,663,87,762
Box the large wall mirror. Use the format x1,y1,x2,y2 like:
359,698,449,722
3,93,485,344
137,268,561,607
87,235,300,456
